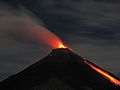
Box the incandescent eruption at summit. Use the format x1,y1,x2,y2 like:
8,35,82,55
46,31,120,86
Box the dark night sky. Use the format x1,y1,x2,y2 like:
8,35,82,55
0,0,120,81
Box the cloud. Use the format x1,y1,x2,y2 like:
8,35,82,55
20,0,120,42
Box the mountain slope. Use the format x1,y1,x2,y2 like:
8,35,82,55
0,48,120,90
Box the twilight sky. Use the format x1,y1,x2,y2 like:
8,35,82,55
0,0,120,81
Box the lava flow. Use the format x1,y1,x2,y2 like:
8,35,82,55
84,60,120,86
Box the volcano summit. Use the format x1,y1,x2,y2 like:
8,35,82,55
0,48,120,90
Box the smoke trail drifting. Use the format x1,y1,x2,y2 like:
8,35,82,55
0,3,67,49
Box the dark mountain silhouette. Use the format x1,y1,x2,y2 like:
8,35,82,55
0,48,120,90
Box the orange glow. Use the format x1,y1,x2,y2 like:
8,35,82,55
57,42,73,51
84,60,120,86
58,43,66,48
50,39,67,49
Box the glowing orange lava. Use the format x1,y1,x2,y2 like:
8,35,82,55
58,43,66,48
84,60,120,86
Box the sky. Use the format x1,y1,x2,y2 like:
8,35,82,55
0,0,120,81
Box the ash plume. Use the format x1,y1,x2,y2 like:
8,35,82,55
0,3,63,48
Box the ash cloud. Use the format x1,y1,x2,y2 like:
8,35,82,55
0,2,63,48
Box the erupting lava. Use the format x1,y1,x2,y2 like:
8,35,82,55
57,42,73,51
48,35,72,50
84,60,120,86
57,41,67,48
26,24,70,49
49,39,68,49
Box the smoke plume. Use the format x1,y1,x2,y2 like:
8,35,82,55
0,3,64,48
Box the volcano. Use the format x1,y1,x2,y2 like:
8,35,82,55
0,48,120,90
